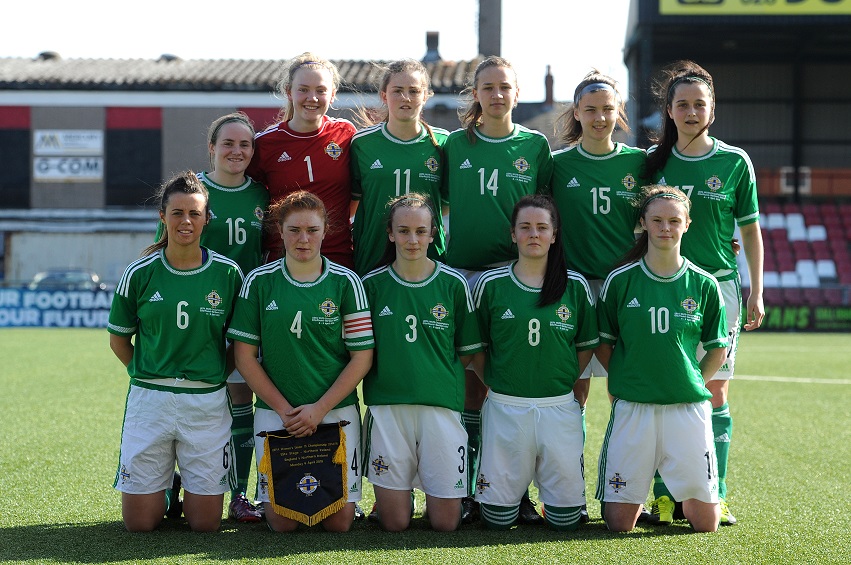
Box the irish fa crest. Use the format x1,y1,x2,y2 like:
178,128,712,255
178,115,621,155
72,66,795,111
425,156,439,173
706,175,722,192
513,157,530,173
556,304,572,322
297,474,320,496
371,455,389,476
320,299,338,317
254,206,264,221
681,297,698,313
622,173,637,191
325,141,343,160
206,290,222,308
476,473,491,494
608,473,627,493
431,303,448,321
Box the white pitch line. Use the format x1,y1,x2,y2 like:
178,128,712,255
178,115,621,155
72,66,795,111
735,375,851,385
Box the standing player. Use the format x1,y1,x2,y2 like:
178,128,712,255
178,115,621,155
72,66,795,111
361,194,483,532
351,59,449,276
551,71,645,402
471,195,598,531
644,60,764,525
247,52,356,268
197,113,268,523
228,191,373,533
442,56,553,523
108,172,243,532
595,185,728,533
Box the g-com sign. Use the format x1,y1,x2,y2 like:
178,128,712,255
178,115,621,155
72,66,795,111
32,130,104,182
33,157,104,181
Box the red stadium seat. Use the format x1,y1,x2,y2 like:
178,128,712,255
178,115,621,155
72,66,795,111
781,288,804,305
763,288,783,305
820,203,839,217
823,288,844,306
769,228,789,243
782,202,802,215
762,201,782,215
803,288,822,306
792,241,812,259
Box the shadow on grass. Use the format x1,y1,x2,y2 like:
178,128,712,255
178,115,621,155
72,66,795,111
0,516,697,562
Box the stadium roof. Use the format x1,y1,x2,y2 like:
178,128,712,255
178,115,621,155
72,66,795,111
0,53,480,94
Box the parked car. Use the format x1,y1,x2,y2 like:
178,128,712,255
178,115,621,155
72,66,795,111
27,269,109,292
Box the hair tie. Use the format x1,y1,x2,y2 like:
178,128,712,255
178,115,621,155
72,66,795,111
667,76,712,101
640,192,688,215
574,82,616,106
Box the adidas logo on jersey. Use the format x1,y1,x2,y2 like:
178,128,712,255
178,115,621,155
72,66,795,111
566,177,580,188
658,176,667,185
501,309,515,319
627,298,640,308
266,300,279,311
715,433,730,443
149,291,163,302
277,152,292,162
460,159,472,169
370,159,383,169
349,483,359,493
454,479,464,490
379,306,393,316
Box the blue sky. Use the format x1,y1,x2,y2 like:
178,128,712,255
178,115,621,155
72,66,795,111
5,0,631,102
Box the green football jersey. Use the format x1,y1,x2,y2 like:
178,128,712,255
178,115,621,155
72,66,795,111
472,264,599,397
361,262,484,411
551,143,646,280
650,138,759,279
598,258,729,404
351,123,449,276
154,172,268,275
227,258,374,411
442,125,553,270
108,248,243,388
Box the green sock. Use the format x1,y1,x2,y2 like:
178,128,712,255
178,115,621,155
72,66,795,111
164,487,175,512
543,504,582,531
653,472,673,500
461,409,481,494
480,503,518,530
230,402,255,499
712,403,732,500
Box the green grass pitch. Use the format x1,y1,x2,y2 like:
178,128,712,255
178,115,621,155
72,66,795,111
1,329,849,564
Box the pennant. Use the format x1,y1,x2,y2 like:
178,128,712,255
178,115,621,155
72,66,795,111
257,421,349,526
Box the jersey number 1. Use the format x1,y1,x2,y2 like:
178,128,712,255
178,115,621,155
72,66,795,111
478,168,498,196
591,187,611,215
225,217,247,245
394,169,411,197
648,306,669,334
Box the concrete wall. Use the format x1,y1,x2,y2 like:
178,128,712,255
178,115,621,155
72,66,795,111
7,232,156,284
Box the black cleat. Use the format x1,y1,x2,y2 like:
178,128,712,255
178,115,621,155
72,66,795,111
165,472,183,519
460,496,480,524
517,492,544,525
354,502,366,521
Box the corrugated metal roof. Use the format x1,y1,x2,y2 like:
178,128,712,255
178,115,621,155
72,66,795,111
0,55,482,94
